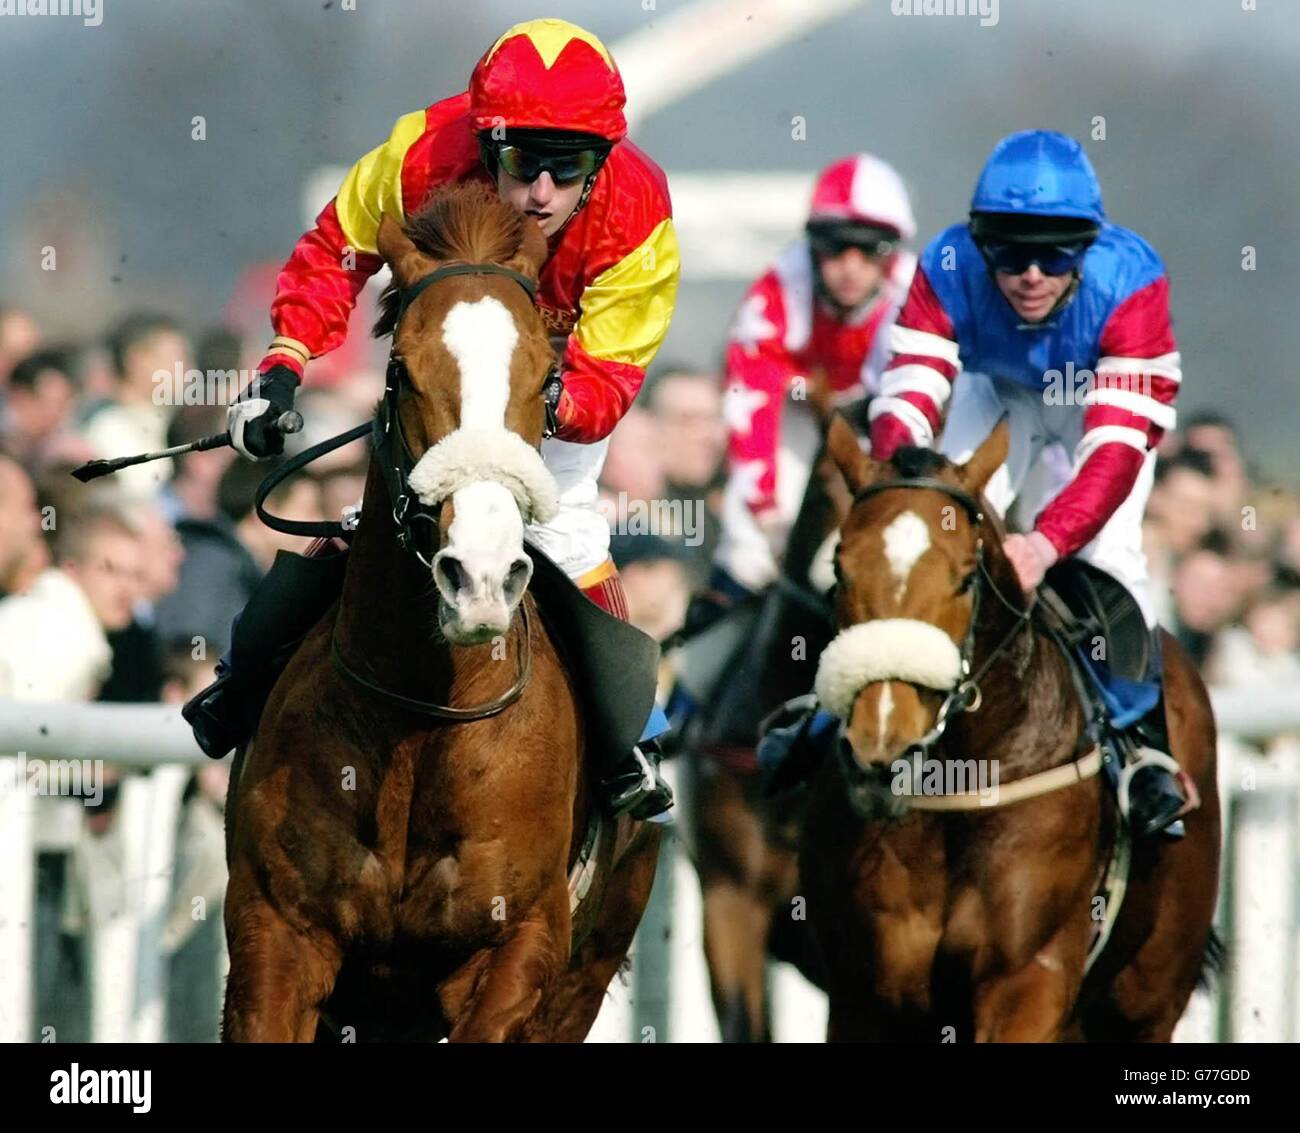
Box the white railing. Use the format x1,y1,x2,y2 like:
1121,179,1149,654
1,690,1296,1043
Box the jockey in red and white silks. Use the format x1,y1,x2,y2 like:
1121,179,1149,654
713,153,917,594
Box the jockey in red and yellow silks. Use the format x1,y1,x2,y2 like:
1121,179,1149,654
204,19,679,820
231,17,679,590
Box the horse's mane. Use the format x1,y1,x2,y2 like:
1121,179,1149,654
374,183,531,338
889,445,951,480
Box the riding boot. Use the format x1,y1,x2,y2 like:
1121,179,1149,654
756,695,839,794
1122,630,1190,840
1125,698,1190,840
580,566,675,821
601,737,675,821
183,538,349,758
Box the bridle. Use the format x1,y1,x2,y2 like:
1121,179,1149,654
842,476,1034,763
257,257,558,722
376,261,560,569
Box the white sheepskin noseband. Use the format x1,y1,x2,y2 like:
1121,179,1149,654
814,618,963,720
407,427,559,524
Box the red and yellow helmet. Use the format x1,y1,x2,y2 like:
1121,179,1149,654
469,18,627,143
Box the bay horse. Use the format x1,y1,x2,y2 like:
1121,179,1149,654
222,185,660,1042
801,414,1221,1041
685,388,850,1041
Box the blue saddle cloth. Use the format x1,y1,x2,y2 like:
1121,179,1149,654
1077,641,1161,731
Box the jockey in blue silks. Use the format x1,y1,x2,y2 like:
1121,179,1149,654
764,130,1192,839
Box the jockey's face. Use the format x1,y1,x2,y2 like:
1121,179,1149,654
993,263,1073,323
816,246,886,310
497,168,585,238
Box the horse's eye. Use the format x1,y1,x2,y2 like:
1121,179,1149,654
957,570,977,594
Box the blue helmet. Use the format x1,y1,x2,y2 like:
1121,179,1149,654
970,130,1104,226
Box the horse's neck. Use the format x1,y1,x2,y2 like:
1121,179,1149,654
952,604,1081,777
336,457,433,645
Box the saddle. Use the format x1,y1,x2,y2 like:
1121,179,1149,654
524,545,661,761
223,542,659,765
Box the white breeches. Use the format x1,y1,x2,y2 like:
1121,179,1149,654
938,371,1158,628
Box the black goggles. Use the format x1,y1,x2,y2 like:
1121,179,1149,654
978,240,1092,276
496,144,602,187
808,231,896,260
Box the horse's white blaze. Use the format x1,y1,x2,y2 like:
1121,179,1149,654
441,296,517,431
882,510,931,601
876,681,893,754
422,296,536,642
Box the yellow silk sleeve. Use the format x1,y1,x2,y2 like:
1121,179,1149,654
333,109,427,254
573,217,681,371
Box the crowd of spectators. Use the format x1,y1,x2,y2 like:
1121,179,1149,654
1,295,1297,1039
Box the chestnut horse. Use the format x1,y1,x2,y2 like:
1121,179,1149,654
801,415,1220,1041
685,387,855,1041
222,185,659,1042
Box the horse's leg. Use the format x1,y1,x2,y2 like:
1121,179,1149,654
529,825,662,1043
222,871,342,1042
971,962,1076,1042
695,765,777,1042
443,898,569,1043
702,880,775,1042
1086,636,1221,1042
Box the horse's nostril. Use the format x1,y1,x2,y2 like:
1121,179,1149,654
435,555,466,595
503,556,532,603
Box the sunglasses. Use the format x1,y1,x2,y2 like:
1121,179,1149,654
979,240,1092,276
809,232,895,260
496,144,602,187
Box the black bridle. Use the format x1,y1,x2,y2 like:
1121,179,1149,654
841,476,1034,761
377,260,561,568
256,258,556,721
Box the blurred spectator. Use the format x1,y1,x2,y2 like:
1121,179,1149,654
0,302,42,386
611,532,691,643
0,455,46,597
2,348,92,471
1182,412,1249,528
159,404,232,524
97,501,185,703
1169,537,1242,669
0,505,141,700
156,455,323,658
1208,584,1300,687
600,407,666,505
80,313,190,498
646,366,727,492
645,366,727,586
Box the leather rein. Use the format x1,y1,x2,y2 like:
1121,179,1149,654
256,259,551,722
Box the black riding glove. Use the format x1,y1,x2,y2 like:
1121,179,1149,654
229,365,300,460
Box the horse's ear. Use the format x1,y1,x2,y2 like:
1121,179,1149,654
506,218,549,282
958,416,1010,496
825,412,874,495
377,214,426,284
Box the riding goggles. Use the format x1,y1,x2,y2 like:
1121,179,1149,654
496,144,603,187
808,231,895,260
978,239,1092,276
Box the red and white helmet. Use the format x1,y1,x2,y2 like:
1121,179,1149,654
808,154,916,241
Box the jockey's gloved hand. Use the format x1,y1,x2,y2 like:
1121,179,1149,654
228,365,300,461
